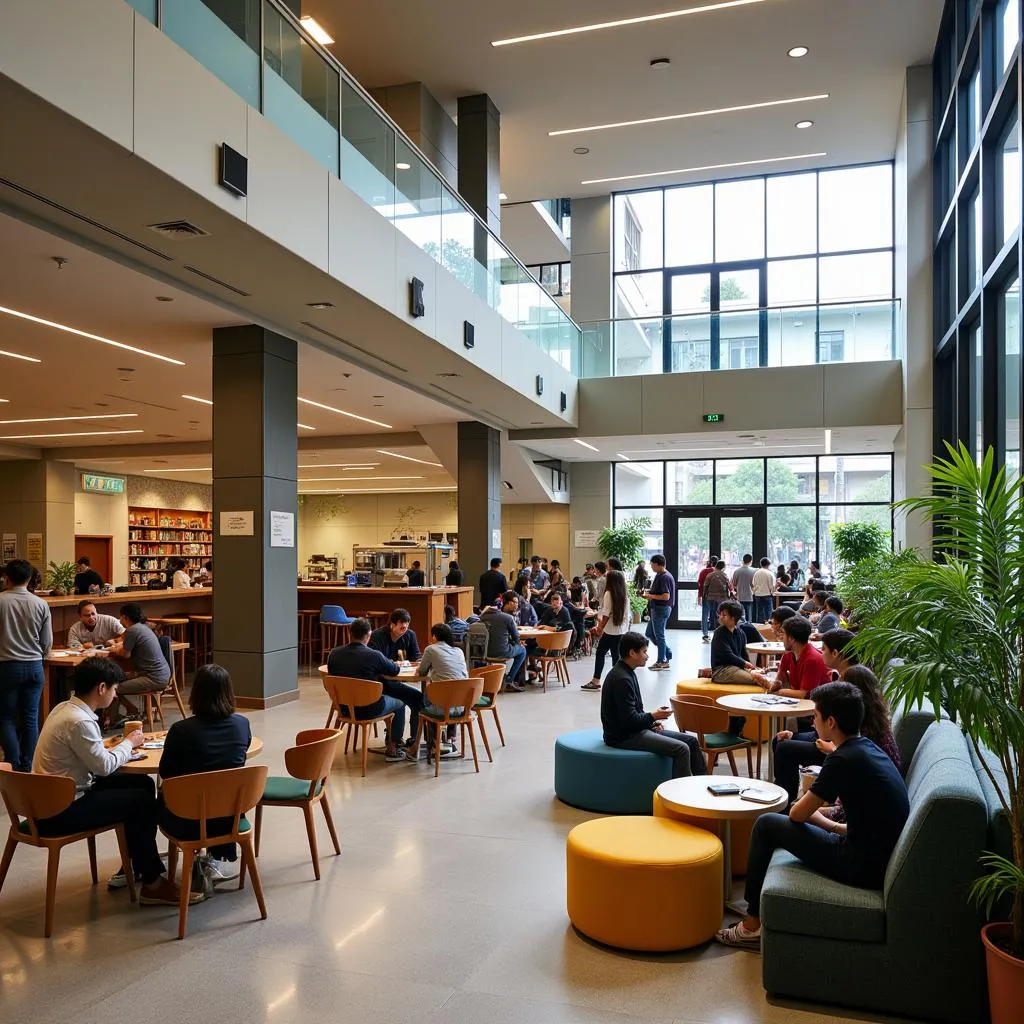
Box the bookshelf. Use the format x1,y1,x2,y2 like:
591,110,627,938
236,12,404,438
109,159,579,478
128,506,213,584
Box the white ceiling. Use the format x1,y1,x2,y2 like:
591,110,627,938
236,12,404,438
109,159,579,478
320,0,942,201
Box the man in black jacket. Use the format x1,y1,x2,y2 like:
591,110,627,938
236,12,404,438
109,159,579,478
600,632,705,778
711,601,765,685
478,557,508,609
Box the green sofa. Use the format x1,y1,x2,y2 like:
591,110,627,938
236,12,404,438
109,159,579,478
761,718,989,1023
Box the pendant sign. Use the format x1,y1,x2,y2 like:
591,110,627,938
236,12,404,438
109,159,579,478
703,413,725,423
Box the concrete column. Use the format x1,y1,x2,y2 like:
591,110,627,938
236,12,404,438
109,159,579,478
569,462,612,571
457,94,501,232
571,196,613,377
894,65,934,555
212,325,298,708
371,82,458,185
0,459,76,571
457,421,501,602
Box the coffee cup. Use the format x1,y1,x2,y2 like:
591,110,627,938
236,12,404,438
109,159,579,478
799,767,818,795
123,720,143,738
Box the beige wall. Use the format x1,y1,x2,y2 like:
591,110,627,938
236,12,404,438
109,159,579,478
501,503,571,573
0,460,76,571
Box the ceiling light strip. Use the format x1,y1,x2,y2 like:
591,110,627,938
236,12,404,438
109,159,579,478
573,439,600,452
582,151,827,185
300,487,455,493
492,0,766,46
376,449,443,467
550,94,828,136
181,394,213,406
0,429,145,440
0,305,185,366
299,476,423,482
0,414,138,425
0,348,42,364
143,468,212,473
297,463,380,470
299,397,392,430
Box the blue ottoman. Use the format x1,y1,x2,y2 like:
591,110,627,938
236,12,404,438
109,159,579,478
554,729,673,814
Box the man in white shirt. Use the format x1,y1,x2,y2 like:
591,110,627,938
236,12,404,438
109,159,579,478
32,658,199,907
67,600,125,649
751,557,777,623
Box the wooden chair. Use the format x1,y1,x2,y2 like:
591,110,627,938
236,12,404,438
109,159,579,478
187,615,213,670
297,610,320,675
143,634,186,730
161,765,268,939
534,630,573,691
411,678,485,777
255,729,341,880
470,664,507,762
0,765,136,937
670,694,754,776
322,675,394,777
152,617,189,683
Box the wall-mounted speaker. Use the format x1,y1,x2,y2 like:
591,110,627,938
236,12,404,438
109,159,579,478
559,391,567,412
464,321,475,349
218,143,247,197
536,374,544,396
410,278,425,318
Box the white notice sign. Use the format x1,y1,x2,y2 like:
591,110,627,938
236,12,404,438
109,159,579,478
220,511,254,536
491,529,501,550
575,530,601,547
270,510,295,548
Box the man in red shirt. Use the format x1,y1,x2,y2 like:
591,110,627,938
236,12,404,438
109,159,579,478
696,555,719,643
769,615,832,697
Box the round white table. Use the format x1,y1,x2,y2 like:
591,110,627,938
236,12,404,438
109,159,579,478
655,775,788,911
716,693,816,780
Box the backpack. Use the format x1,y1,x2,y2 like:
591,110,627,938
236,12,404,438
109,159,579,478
466,621,490,665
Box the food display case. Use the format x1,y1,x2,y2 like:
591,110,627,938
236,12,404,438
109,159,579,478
351,543,455,586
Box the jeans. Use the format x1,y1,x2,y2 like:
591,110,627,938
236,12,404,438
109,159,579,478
592,633,621,679
503,643,527,684
773,732,826,802
703,600,720,638
611,729,707,778
35,773,166,884
0,660,44,771
744,812,881,918
753,595,774,623
382,682,422,743
158,799,237,861
645,606,673,663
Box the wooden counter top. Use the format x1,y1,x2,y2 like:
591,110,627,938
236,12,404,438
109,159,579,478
40,588,213,608
297,585,472,595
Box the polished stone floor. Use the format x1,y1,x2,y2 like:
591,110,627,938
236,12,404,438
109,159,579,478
0,630,921,1024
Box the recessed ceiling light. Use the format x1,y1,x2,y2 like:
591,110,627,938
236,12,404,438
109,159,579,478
491,1,767,46
825,428,832,454
581,150,827,185
499,192,509,200
0,429,145,440
143,467,212,473
795,120,814,129
650,57,671,68
573,147,590,155
788,45,809,57
376,449,443,467
0,413,138,425
396,162,411,170
549,94,828,136
299,15,334,44
181,394,213,406
0,305,184,365
306,301,335,310
298,397,392,430
573,439,600,452
155,296,174,302
298,423,316,430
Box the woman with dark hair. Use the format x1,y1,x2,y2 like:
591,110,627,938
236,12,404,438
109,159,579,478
158,664,252,884
444,561,464,587
442,603,468,643
633,560,651,595
788,559,804,587
582,569,630,691
820,627,859,680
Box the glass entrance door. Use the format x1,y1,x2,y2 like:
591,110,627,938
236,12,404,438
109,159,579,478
666,506,767,627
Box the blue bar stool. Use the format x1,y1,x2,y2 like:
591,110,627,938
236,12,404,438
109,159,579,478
320,605,355,662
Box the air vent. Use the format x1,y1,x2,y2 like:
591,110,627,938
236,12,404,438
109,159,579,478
148,220,209,239
435,372,462,379
182,265,250,297
429,383,473,406
299,321,408,374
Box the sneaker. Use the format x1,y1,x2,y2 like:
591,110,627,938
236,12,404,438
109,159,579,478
649,662,669,671
403,746,421,762
440,747,461,759
209,858,240,884
107,867,141,890
715,922,762,951
384,747,407,762
502,681,525,693
138,877,205,907
702,636,711,643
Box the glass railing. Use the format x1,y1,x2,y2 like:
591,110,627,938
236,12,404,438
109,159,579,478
580,300,902,378
136,0,581,374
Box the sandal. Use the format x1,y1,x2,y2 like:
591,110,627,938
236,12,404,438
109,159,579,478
581,680,601,691
715,922,762,951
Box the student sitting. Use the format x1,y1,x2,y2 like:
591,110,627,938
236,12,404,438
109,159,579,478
768,615,832,698
710,601,767,686
416,623,469,759
768,605,798,639
812,595,844,638
716,681,910,950
443,604,468,644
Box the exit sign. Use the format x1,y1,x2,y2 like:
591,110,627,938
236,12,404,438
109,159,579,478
703,413,725,423
82,473,125,494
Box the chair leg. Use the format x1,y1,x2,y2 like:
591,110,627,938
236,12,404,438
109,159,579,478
710,752,719,771
238,843,248,889
171,680,186,719
167,842,178,883
320,794,341,855
342,721,352,753
492,707,506,746
325,705,336,730
360,725,369,777
0,835,17,895
176,847,194,940
241,839,267,920
459,722,467,760
466,721,480,773
255,803,264,857
476,712,493,763
302,803,321,881
434,725,442,777
44,845,61,938
114,826,137,902
726,750,738,774
746,744,754,778
87,835,98,885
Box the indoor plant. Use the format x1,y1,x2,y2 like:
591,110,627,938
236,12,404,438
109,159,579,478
853,443,1024,1022
598,517,651,624
45,560,77,597
829,520,888,572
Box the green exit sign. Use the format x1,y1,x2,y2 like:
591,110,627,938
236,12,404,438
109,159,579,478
703,413,725,424
82,473,125,494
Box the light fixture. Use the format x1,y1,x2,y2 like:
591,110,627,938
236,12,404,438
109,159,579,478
550,93,827,136
396,162,411,171
181,394,213,406
0,347,41,364
573,147,590,155
300,486,455,494
795,120,814,129
573,439,600,452
0,305,184,365
620,442,822,455
581,151,827,185
498,192,509,200
0,413,138,425
299,15,334,44
306,301,334,310
491,0,767,46
143,467,212,473
0,399,8,403
297,463,380,470
376,449,443,467
0,429,144,440
298,397,392,430
825,428,832,454
299,476,422,482
298,423,316,430
650,57,671,68
788,45,809,57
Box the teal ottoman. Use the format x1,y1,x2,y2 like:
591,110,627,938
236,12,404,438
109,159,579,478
554,729,673,814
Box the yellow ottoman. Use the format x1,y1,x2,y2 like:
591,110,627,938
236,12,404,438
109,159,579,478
566,816,723,951
675,680,762,742
653,790,753,877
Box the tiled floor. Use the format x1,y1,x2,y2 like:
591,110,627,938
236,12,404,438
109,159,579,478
0,631,922,1024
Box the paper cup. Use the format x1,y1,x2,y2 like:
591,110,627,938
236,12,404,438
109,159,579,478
123,720,143,738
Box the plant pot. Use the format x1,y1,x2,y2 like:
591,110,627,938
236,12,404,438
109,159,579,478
982,922,1024,1024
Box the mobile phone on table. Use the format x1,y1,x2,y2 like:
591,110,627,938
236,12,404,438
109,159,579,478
707,783,741,796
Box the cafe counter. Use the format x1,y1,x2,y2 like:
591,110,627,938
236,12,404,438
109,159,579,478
43,588,212,642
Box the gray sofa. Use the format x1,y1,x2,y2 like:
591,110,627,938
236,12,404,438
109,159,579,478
761,715,989,1023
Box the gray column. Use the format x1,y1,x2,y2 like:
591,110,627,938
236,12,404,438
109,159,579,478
570,462,612,571
458,421,501,602
571,196,613,377
371,83,458,185
212,325,298,708
457,94,501,232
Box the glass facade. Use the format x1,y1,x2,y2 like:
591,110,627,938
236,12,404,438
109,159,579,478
934,0,1022,470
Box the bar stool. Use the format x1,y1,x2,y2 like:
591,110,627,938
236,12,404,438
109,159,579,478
151,618,188,685
297,610,320,674
361,611,389,628
320,605,354,662
188,615,213,670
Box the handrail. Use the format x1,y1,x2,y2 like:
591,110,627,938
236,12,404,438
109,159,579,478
261,0,582,334
579,297,900,326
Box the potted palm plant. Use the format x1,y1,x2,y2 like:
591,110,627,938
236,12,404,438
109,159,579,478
853,444,1024,1024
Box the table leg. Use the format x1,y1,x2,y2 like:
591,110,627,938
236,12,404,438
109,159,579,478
722,820,745,914
755,716,764,779
767,714,777,782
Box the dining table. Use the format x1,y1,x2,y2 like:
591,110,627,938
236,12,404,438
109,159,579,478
103,730,264,774
715,693,817,780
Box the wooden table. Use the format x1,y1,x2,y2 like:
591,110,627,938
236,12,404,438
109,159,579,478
773,592,805,607
42,643,189,721
716,694,816,780
746,640,823,667
319,663,420,683
104,730,263,774
655,775,788,911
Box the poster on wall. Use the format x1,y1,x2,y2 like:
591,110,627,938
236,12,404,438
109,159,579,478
219,511,254,537
269,511,294,548
574,530,601,547
1,534,15,561
26,533,43,563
